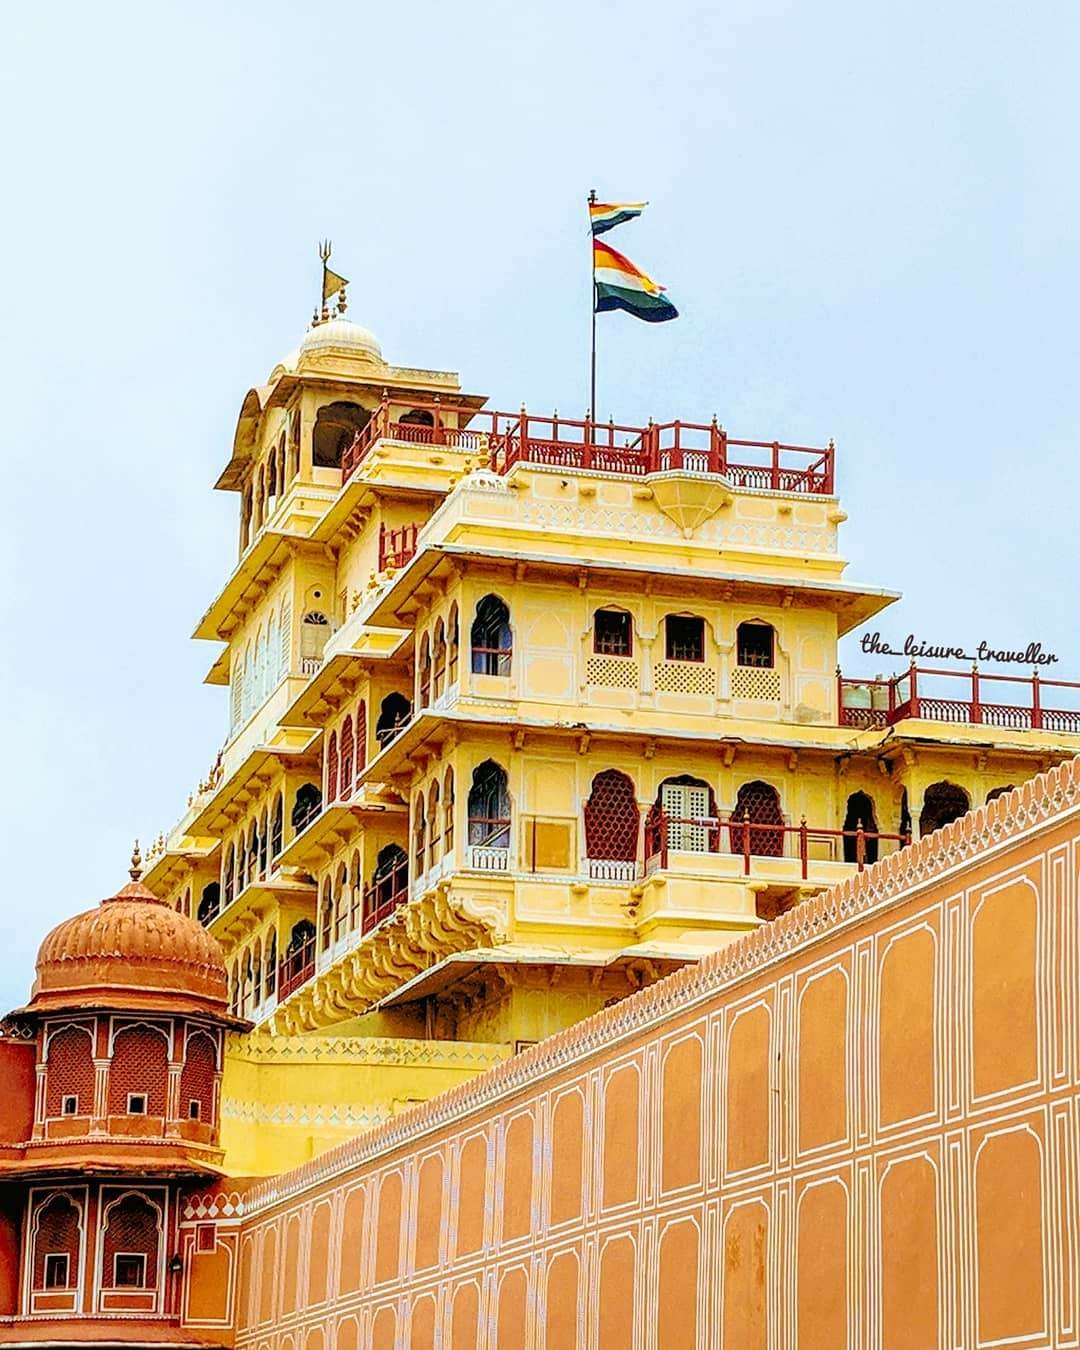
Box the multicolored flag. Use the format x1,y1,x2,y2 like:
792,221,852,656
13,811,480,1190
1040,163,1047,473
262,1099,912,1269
588,200,648,236
593,239,679,323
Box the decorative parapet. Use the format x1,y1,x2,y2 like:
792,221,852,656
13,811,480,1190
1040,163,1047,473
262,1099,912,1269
240,757,1080,1215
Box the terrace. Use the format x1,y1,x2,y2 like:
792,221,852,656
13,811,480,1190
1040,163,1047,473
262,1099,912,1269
342,399,835,495
838,665,1080,735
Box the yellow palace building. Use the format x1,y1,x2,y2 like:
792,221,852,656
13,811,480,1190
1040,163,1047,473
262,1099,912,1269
139,286,1080,1177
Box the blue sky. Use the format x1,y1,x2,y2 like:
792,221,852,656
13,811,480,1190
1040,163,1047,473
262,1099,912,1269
0,0,1077,1008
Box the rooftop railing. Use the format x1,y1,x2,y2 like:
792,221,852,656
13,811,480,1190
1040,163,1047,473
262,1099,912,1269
378,522,420,571
342,398,835,495
838,664,1080,734
643,812,910,877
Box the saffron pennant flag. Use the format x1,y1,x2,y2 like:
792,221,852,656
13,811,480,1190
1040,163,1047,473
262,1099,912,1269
593,238,679,323
589,199,648,236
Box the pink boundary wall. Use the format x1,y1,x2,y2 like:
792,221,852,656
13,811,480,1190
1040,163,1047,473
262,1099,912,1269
185,759,1080,1347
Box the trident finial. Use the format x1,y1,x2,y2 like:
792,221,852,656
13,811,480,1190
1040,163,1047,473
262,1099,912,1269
130,840,142,882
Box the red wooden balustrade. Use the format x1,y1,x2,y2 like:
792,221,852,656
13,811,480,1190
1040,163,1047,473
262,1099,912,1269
838,664,1080,734
362,861,409,934
277,938,315,1000
643,812,909,878
378,522,420,570
341,398,835,495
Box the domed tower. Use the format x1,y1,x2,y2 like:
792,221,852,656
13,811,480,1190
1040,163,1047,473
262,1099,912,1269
0,851,245,1334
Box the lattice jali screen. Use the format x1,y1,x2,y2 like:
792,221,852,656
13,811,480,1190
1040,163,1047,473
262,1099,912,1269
45,1025,95,1116
180,1033,218,1125
102,1195,159,1287
731,666,782,700
107,1025,169,1116
586,655,640,690
584,772,640,861
654,661,717,696
32,1194,80,1288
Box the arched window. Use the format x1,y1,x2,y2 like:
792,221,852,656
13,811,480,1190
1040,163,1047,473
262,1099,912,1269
252,943,263,1006
375,692,411,748
289,410,301,480
319,881,333,950
736,621,775,668
444,768,455,854
292,783,322,833
198,882,220,926
247,822,260,886
254,465,265,531
842,790,879,864
584,770,640,872
652,774,718,854
467,761,511,852
334,863,349,941
356,702,368,773
327,730,339,802
664,614,705,663
986,784,1016,804
433,619,447,700
44,1026,95,1118
313,401,371,469
181,1032,217,1126
419,634,432,708
340,717,355,797
264,931,277,997
413,794,427,877
899,789,912,844
266,453,278,515
448,603,460,685
240,490,252,551
270,793,284,859
593,609,633,657
919,782,970,838
730,781,785,857
288,919,315,953
399,408,435,428
240,952,253,1015
108,1024,169,1117
223,847,235,908
258,808,269,877
427,779,441,869
32,1193,81,1291
471,595,512,676
367,844,408,928
349,849,363,930
102,1193,160,1290
301,611,331,666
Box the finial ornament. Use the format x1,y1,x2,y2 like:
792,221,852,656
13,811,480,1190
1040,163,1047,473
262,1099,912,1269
314,240,349,327
130,840,142,882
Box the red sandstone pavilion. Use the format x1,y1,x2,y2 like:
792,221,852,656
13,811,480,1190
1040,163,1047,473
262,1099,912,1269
0,761,1078,1345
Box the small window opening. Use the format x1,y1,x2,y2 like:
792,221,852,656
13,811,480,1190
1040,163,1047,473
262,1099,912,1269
44,1254,69,1289
594,609,632,657
737,622,775,668
665,615,705,662
114,1253,147,1288
61,1094,78,1116
188,1099,201,1121
127,1093,148,1116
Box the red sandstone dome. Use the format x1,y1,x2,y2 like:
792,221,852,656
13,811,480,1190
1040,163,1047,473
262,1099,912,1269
26,878,229,1017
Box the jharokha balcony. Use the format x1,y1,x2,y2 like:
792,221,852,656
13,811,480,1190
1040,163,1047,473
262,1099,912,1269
342,398,835,495
838,664,1080,734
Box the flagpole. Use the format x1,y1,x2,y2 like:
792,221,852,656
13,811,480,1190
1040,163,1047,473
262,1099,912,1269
588,189,597,423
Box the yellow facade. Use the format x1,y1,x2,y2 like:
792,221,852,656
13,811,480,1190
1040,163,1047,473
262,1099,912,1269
141,298,1080,1176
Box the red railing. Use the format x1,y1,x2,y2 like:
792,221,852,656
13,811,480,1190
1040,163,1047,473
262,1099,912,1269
362,862,409,934
378,522,420,570
838,664,1080,734
278,938,315,999
341,398,835,495
644,812,909,878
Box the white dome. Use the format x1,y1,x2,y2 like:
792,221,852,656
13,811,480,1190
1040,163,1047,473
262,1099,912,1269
298,316,382,363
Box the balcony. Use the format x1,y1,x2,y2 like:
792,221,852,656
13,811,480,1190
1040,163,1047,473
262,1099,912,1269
378,522,420,571
362,860,409,934
278,938,315,1000
839,665,1080,734
342,400,835,495
643,811,909,878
